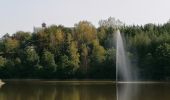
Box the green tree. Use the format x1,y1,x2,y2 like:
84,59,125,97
24,46,39,66
40,50,56,78
57,55,73,78
97,27,107,45
91,40,106,64
13,31,31,48
19,46,39,77
74,21,97,44
129,32,151,58
68,41,80,70
104,48,116,79
41,50,56,71
4,38,19,53
49,28,64,52
99,17,124,29
80,44,89,73
0,56,6,68
155,43,170,65
153,43,170,80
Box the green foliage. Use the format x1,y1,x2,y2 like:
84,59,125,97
40,50,56,78
41,50,56,70
24,46,39,66
13,31,31,41
155,43,170,65
80,44,89,72
68,41,80,70
0,56,6,67
1,18,170,80
74,21,97,44
105,48,116,62
57,55,74,78
91,40,106,64
99,17,124,29
4,38,19,53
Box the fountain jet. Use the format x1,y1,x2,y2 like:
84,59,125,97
115,30,132,82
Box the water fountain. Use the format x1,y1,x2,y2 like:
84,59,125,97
115,30,132,82
115,30,138,100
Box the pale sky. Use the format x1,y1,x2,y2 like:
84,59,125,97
0,0,170,37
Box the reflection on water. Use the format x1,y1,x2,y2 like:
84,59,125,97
0,81,115,100
118,83,170,100
0,81,170,100
117,83,138,100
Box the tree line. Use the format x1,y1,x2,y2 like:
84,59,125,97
0,17,170,80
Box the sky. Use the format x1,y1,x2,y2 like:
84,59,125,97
0,0,170,37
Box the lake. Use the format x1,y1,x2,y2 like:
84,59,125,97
0,80,170,100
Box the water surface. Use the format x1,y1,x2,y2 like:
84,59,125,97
0,81,170,100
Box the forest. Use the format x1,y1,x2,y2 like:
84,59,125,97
0,17,170,81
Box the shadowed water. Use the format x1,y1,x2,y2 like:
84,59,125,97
0,81,116,100
0,81,170,100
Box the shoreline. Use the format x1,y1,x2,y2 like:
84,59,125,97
2,79,170,84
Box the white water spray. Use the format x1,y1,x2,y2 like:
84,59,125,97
115,30,138,100
115,30,132,82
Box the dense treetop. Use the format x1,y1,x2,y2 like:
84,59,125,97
0,17,170,80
